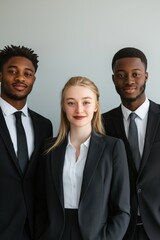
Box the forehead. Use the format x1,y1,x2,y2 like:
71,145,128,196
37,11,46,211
3,56,35,71
64,85,96,99
114,57,145,72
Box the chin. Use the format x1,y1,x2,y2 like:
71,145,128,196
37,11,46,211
122,95,141,103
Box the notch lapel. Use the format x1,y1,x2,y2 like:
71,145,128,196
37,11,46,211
139,102,160,175
50,139,67,208
26,110,38,171
79,133,105,204
113,107,127,140
0,108,22,175
112,107,137,172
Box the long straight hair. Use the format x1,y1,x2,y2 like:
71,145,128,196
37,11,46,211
47,76,105,153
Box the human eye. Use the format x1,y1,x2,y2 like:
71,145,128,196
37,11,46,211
116,72,126,79
67,101,75,106
24,71,33,78
8,69,17,75
132,72,141,78
83,101,91,106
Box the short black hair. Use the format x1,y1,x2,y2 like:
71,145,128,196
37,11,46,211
112,47,147,71
0,45,39,72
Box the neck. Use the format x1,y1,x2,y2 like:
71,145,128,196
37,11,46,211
1,95,26,110
70,126,91,161
70,125,91,147
121,96,146,111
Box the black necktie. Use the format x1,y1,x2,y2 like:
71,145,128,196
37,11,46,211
128,112,141,171
14,111,28,173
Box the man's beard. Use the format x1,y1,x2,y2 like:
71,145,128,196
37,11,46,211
5,92,28,101
1,83,31,101
115,82,146,103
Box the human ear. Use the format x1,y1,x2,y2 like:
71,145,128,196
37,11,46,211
112,74,115,83
145,72,148,82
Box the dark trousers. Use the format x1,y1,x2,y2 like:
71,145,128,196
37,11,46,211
132,217,149,240
132,225,149,240
61,209,83,240
23,219,32,240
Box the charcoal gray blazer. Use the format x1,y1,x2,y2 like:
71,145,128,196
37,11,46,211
35,131,130,240
102,100,160,240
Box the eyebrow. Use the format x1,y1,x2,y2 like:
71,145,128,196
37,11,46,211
7,65,34,72
66,97,92,100
116,68,143,72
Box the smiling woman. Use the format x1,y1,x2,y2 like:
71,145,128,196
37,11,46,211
35,76,130,240
63,85,98,131
49,76,104,150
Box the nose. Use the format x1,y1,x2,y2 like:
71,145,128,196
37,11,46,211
75,103,83,113
125,74,135,84
15,73,25,81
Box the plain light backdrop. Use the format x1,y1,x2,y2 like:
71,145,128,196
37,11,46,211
1,0,160,136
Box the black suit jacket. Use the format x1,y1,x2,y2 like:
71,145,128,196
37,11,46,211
0,107,53,240
35,132,130,240
102,100,160,240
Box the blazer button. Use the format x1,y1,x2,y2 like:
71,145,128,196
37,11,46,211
137,188,141,193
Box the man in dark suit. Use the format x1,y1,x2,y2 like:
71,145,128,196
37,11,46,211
102,47,160,240
0,45,53,240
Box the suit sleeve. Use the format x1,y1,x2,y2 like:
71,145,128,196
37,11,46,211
105,139,130,239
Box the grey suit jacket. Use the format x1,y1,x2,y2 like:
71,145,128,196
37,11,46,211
102,100,160,240
35,132,130,240
0,107,53,240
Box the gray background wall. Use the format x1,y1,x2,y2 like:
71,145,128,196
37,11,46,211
1,0,160,136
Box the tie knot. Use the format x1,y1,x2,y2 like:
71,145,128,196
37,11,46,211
14,111,22,120
130,112,137,121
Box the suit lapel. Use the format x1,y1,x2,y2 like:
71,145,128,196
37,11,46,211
79,132,105,204
26,110,38,167
112,106,127,139
139,101,160,175
50,139,67,208
0,108,22,175
112,107,137,172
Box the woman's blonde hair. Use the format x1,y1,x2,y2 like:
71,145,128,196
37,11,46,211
47,76,105,152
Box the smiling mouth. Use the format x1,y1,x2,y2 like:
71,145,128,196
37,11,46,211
13,83,27,91
123,87,136,93
74,116,86,120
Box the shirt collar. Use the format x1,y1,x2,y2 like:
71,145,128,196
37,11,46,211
121,98,150,121
67,132,90,149
0,97,29,117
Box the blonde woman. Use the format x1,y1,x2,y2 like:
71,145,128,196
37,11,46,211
35,76,130,240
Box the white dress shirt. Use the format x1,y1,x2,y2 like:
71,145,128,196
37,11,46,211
0,97,34,158
63,134,90,209
121,98,150,157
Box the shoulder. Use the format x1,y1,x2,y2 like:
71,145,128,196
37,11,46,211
28,109,52,124
91,133,126,166
149,100,160,113
92,132,124,148
102,105,122,119
44,137,56,148
44,136,68,152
